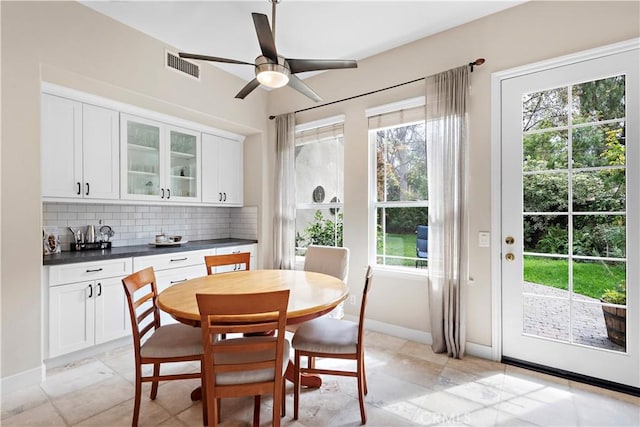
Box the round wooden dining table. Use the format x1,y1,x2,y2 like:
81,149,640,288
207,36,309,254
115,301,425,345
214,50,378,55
157,269,349,396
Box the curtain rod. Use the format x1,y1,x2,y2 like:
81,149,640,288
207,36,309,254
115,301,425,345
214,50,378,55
268,58,485,120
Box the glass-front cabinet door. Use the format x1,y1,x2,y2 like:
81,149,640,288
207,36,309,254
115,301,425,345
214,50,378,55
122,115,162,200
120,114,201,202
167,126,200,202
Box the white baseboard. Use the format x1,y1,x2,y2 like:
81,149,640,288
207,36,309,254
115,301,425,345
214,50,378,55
1,364,45,395
465,341,495,360
348,315,494,361
1,336,131,395
44,336,131,370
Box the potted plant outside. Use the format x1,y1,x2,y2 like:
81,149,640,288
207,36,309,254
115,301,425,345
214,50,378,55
601,283,626,348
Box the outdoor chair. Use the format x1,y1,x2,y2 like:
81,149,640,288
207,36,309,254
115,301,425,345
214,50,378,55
416,225,428,268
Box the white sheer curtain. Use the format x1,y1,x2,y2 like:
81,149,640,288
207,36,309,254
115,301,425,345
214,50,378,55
426,65,470,358
273,113,296,269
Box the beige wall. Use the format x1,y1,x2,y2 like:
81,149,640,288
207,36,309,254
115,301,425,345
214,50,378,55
0,1,269,379
1,0,639,383
266,1,640,346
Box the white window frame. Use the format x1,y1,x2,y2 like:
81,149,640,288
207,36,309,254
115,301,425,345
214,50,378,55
367,98,429,272
294,115,345,264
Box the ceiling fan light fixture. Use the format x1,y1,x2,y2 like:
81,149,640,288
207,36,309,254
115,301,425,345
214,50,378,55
256,61,290,88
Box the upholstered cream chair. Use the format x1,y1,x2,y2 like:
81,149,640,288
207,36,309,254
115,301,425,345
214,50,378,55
302,245,349,320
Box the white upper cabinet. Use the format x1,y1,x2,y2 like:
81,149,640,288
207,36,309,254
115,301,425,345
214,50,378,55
41,94,119,200
120,114,201,203
41,85,244,206
202,133,243,206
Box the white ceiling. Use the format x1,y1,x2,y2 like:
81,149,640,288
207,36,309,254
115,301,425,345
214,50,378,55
81,1,525,83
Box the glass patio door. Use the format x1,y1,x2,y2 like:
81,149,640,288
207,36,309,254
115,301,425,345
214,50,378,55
500,47,639,388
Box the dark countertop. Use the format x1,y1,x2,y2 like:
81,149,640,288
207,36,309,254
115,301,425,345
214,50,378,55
42,238,258,266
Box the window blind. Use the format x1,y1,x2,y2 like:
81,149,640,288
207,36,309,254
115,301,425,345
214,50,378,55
366,96,425,130
295,121,344,146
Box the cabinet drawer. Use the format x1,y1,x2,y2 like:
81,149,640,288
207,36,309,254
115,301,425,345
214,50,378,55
215,244,256,258
48,258,132,286
133,249,210,272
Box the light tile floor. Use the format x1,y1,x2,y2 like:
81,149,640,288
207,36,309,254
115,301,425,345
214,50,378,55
2,331,639,426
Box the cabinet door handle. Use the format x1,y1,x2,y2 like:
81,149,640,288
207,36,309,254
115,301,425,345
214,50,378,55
161,188,165,198
170,279,187,284
77,182,82,195
223,192,227,202
170,257,188,262
86,268,103,273
167,188,171,199
88,284,93,298
85,182,90,196
219,192,223,202
97,282,102,296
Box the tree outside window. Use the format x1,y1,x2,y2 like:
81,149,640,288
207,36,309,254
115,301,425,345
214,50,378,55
373,121,428,267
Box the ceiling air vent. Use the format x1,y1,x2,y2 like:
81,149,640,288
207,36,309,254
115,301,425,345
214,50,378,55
166,50,200,80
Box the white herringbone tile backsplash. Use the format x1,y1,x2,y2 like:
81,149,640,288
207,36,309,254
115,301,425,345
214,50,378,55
43,203,258,250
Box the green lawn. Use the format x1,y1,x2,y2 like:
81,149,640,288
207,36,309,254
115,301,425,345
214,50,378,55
378,233,417,267
378,235,626,298
524,256,625,299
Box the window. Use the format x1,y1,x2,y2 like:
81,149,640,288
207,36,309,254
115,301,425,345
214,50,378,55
294,116,344,256
368,98,428,268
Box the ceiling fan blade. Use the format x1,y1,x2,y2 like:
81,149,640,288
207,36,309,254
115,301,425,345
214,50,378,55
252,13,278,62
287,75,322,103
287,58,358,74
235,78,261,100
179,52,253,66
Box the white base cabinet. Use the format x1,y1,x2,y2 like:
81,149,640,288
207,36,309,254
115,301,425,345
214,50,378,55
133,249,210,325
46,259,132,358
214,244,256,273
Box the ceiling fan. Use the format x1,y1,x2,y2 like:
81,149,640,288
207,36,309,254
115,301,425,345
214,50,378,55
178,0,357,102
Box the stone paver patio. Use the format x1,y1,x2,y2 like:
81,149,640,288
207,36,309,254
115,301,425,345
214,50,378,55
523,282,625,352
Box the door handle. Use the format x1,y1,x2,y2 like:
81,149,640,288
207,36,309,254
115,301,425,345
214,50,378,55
161,188,165,198
88,284,93,298
77,182,81,195
97,282,102,296
86,182,90,196
167,188,171,199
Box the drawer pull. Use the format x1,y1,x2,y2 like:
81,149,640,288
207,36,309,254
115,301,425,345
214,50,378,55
86,268,103,273
170,279,187,284
170,257,188,262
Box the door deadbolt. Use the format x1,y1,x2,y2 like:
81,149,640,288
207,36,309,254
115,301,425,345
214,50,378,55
505,236,515,245
505,253,515,261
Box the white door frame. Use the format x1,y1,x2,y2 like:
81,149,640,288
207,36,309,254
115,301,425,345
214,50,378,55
490,38,640,362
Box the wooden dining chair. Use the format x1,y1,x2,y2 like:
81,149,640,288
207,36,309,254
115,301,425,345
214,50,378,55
292,266,373,424
204,252,252,340
121,267,206,427
197,290,290,427
204,252,250,275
